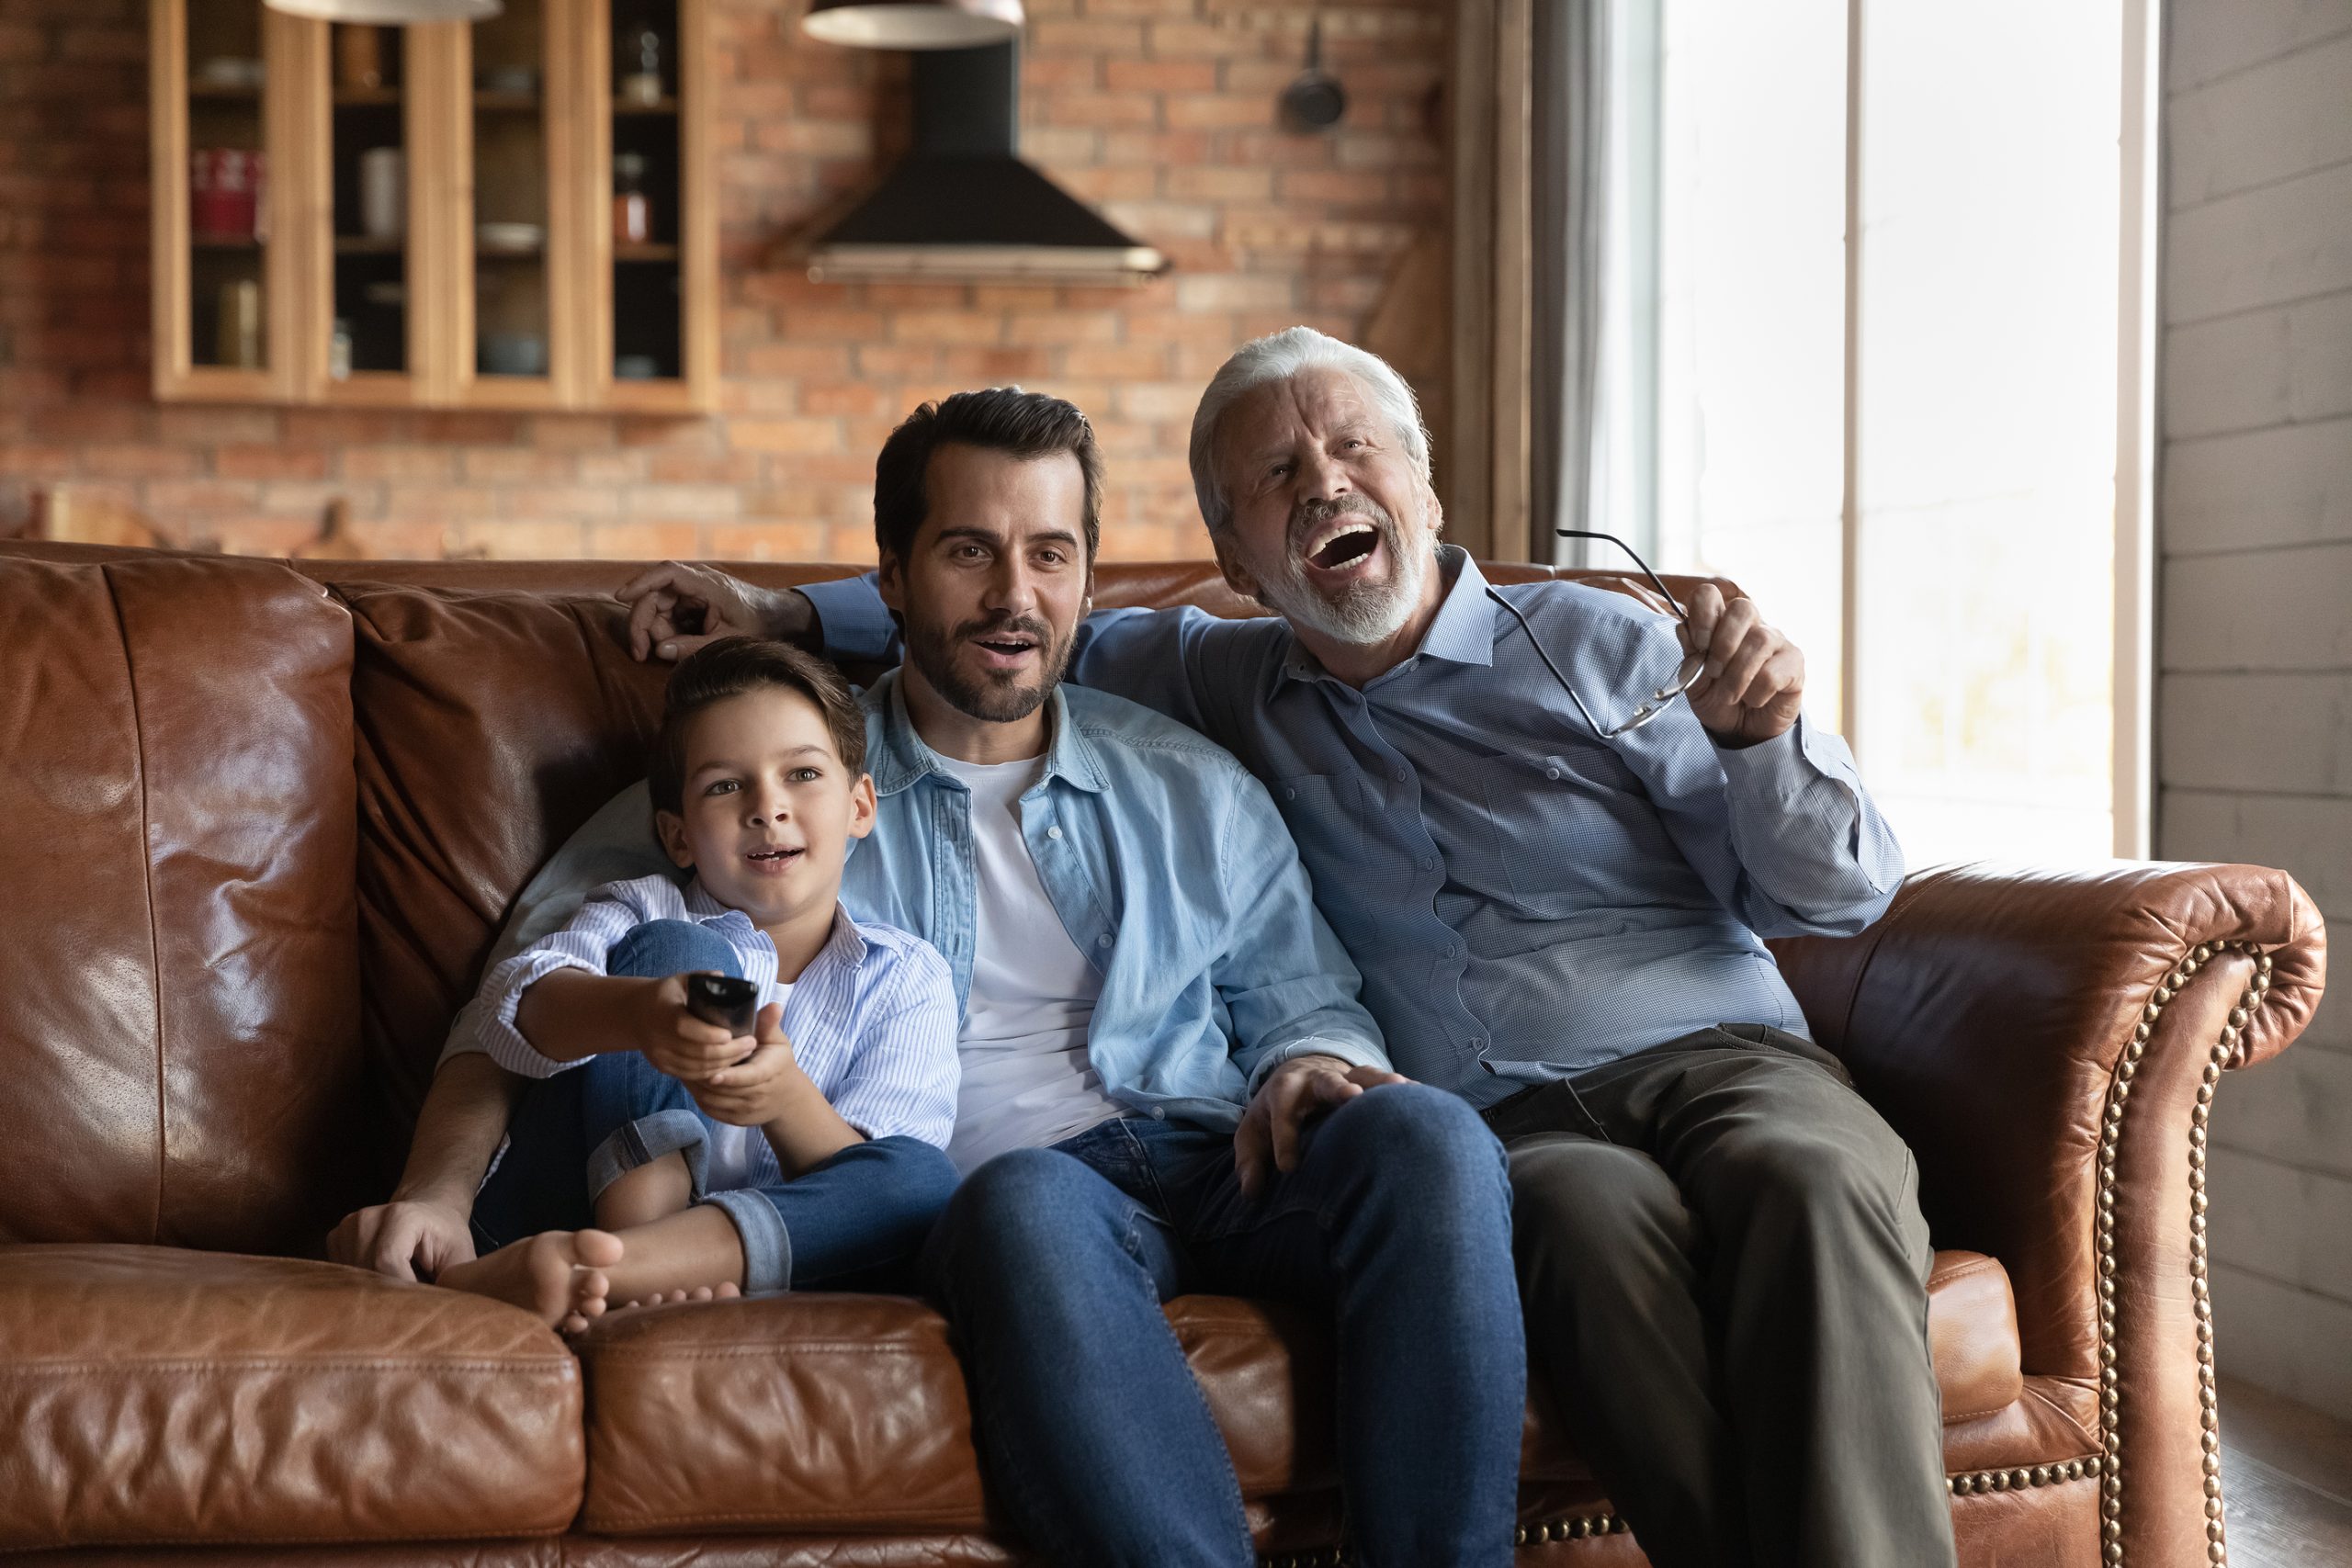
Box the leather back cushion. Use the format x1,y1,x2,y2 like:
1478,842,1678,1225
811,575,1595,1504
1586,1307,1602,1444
0,556,361,1252
345,583,673,1119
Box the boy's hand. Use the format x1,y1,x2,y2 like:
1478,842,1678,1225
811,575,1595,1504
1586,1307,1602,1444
637,974,759,1083
687,1002,804,1126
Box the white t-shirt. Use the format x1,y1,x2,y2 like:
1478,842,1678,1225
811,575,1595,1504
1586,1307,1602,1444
935,752,1123,1172
703,980,789,1192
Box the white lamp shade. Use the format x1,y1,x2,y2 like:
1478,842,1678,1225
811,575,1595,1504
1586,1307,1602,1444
265,0,499,20
802,0,1023,51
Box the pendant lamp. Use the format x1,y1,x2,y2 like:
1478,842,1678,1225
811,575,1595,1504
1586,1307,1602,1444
802,0,1023,51
264,0,498,20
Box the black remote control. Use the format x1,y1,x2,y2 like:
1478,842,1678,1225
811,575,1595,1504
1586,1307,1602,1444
684,972,758,1033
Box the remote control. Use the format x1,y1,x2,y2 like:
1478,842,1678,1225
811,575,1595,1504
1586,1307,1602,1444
684,972,758,1034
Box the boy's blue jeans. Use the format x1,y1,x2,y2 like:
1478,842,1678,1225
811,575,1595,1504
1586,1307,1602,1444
469,919,956,1292
923,1087,1525,1568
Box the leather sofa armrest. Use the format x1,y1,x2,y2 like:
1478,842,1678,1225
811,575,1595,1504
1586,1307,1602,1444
1770,861,2325,1563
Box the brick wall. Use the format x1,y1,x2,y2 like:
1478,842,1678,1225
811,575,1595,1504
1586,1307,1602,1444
0,0,1448,561
2159,3,2352,1422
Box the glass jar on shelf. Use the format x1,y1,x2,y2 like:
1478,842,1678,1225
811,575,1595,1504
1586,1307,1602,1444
618,8,662,104
613,152,650,244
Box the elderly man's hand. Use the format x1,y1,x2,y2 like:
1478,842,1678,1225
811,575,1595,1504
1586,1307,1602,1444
616,561,810,662
328,1194,477,1283
1234,1055,1410,1198
1678,581,1805,747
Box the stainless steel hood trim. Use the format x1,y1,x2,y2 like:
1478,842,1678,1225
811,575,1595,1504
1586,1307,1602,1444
805,243,1169,284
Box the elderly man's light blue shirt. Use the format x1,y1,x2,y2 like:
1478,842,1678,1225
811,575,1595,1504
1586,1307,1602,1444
447,671,1389,1133
802,547,1903,1104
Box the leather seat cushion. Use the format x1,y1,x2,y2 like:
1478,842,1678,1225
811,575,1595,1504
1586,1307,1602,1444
577,1250,2026,1535
0,1247,582,1551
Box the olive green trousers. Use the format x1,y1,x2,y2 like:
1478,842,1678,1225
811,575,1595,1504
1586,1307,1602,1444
1484,1024,1956,1568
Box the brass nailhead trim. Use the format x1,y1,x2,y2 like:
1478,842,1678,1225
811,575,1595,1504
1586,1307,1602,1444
1512,1512,1633,1546
2090,940,2265,1568
1947,1456,2100,1495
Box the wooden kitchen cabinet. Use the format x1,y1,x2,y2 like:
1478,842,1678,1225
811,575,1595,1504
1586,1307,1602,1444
149,0,716,412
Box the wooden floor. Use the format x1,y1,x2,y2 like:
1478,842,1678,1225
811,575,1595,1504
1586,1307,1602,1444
2220,1377,2352,1567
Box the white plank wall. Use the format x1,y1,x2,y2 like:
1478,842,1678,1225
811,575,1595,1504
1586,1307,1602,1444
2161,0,2352,1422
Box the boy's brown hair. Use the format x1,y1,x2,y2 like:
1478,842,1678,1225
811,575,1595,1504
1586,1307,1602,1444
648,637,866,814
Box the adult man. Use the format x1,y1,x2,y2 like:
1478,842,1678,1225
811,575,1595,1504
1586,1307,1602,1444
625,333,1945,1568
332,388,1525,1568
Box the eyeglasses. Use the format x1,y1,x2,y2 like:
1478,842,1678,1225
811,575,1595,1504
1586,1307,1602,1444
1555,528,1707,737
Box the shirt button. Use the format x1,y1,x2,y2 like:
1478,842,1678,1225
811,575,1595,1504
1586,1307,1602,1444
1046,826,1062,840
1421,856,1437,871
1545,766,1562,781
1393,768,1408,783
1097,934,1113,948
1283,787,1296,800
1150,1107,1167,1120
1468,1037,1485,1052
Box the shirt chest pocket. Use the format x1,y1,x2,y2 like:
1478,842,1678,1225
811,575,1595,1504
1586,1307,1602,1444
1476,753,1611,915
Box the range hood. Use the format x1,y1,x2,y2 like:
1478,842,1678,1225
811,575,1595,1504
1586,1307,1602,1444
803,42,1168,285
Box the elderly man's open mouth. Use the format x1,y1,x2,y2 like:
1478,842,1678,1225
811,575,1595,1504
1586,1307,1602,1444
1301,518,1385,583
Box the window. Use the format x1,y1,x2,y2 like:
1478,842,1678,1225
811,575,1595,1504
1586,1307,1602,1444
1600,0,2156,864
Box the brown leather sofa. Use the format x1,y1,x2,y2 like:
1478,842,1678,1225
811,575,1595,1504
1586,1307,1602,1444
0,541,2325,1568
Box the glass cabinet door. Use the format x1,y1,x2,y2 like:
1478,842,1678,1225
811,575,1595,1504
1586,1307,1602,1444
186,0,268,371
157,0,289,397
608,0,683,389
322,22,415,389
465,0,560,400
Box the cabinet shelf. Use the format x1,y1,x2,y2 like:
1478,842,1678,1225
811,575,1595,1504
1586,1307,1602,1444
472,89,538,112
333,234,404,254
613,95,677,115
333,86,401,107
614,242,679,262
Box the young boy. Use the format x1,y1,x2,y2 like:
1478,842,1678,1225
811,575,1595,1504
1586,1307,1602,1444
438,638,960,1331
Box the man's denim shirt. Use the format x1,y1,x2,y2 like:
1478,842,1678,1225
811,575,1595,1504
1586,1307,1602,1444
447,671,1390,1134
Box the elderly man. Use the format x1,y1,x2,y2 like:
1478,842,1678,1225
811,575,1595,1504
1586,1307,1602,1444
627,330,1948,1568
334,385,1526,1568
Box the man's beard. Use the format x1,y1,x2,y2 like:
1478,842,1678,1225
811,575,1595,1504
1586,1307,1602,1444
1247,494,1430,645
906,607,1073,724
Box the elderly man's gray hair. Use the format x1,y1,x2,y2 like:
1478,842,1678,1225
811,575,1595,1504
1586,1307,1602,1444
1188,327,1432,535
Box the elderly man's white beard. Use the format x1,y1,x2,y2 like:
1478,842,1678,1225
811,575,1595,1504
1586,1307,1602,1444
1247,494,1431,645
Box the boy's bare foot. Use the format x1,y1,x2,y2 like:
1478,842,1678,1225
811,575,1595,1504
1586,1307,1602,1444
438,1229,623,1330
613,1281,742,1314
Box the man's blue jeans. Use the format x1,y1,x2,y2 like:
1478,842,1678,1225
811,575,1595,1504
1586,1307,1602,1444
470,919,956,1292
922,1087,1525,1568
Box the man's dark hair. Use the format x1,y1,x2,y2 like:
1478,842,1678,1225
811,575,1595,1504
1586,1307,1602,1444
873,387,1103,566
648,637,866,815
